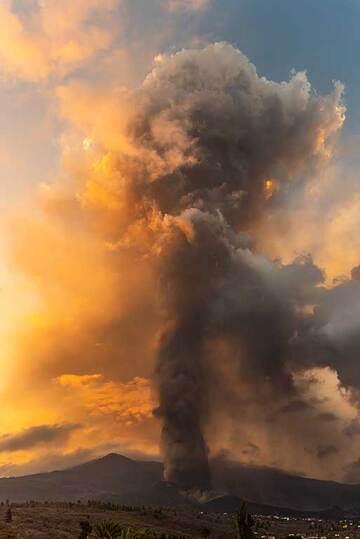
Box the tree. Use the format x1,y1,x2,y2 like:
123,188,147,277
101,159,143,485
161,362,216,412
235,502,255,539
79,519,92,539
5,508,12,523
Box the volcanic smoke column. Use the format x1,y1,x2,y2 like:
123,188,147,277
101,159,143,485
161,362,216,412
157,313,211,490
155,212,232,490
131,43,344,490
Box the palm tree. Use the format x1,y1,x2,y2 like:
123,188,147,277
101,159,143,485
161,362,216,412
93,520,123,539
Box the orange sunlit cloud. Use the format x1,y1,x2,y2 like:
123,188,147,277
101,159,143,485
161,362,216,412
0,1,118,82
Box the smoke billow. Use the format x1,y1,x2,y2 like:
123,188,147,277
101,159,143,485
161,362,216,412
115,42,344,488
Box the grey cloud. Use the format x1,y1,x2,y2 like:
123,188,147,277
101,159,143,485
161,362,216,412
351,265,360,281
292,276,360,390
344,458,360,483
0,424,80,453
317,445,339,459
280,400,312,414
241,443,260,456
344,420,360,438
317,412,339,422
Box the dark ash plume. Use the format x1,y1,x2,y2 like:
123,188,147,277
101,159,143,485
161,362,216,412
128,42,344,489
155,211,233,488
157,314,211,489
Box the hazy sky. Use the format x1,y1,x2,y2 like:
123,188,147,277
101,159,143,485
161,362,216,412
1,0,360,483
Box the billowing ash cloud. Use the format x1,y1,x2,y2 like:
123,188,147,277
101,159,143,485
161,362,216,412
115,42,344,489
130,43,343,229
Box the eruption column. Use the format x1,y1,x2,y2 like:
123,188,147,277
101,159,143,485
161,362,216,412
125,43,344,489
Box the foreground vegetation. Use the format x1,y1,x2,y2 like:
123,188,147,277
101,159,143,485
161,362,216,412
0,500,236,539
0,500,357,539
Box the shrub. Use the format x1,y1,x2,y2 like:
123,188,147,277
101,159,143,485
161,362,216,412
94,521,156,539
4,509,12,524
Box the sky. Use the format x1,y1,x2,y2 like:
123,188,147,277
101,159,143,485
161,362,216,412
1,0,360,484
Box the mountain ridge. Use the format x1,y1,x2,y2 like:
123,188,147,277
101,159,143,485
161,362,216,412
0,453,359,515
